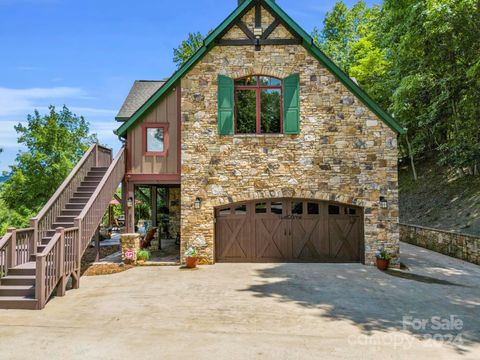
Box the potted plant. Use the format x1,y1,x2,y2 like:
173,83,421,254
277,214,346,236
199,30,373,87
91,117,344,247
184,246,198,268
136,249,151,264
375,247,391,271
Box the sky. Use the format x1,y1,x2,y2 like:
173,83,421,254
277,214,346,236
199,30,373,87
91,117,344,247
0,0,379,173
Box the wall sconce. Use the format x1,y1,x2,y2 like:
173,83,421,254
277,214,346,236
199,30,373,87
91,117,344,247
254,27,263,38
127,197,133,208
379,196,388,209
194,197,202,210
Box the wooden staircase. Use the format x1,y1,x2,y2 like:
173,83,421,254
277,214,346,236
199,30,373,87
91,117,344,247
0,145,125,310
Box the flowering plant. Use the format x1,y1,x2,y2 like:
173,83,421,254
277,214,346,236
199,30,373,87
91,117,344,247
184,246,198,258
375,247,392,260
124,249,136,261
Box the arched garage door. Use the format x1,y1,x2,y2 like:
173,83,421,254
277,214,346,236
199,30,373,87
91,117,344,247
215,199,364,263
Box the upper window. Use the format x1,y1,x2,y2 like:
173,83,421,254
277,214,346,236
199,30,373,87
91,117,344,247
235,75,282,134
142,123,169,156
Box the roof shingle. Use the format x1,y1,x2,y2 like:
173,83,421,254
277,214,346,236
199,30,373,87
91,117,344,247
116,80,165,121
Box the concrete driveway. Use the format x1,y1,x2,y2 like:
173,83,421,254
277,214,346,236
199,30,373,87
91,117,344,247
0,243,479,360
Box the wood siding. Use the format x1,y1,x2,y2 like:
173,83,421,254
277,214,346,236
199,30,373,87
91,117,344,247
126,87,180,177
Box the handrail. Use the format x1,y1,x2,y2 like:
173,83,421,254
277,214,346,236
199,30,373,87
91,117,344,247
75,147,125,255
77,147,125,221
37,233,61,257
0,232,11,250
31,144,96,223
30,144,113,244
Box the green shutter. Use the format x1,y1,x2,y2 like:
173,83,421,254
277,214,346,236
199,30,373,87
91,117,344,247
218,74,234,135
283,73,300,134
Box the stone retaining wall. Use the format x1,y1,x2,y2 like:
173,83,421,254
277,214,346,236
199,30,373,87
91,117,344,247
400,224,480,265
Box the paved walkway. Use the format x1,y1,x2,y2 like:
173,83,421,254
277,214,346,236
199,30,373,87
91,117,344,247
0,243,479,359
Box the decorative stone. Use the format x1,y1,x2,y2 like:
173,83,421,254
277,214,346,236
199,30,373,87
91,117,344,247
121,234,141,264
178,4,400,265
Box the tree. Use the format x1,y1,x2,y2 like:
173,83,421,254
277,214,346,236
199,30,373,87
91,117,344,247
381,0,480,174
1,106,97,215
313,1,392,108
173,32,205,68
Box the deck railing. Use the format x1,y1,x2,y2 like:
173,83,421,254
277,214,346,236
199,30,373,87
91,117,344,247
75,147,125,254
30,144,101,243
0,143,122,309
35,227,80,308
0,227,35,280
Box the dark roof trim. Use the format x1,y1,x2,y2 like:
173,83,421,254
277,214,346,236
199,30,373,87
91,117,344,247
116,0,405,137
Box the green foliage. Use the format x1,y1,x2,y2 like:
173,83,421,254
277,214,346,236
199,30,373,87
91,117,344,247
173,32,205,68
136,249,151,262
0,106,97,235
316,0,480,176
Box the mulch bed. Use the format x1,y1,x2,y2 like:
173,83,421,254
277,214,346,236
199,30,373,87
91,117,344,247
81,245,127,276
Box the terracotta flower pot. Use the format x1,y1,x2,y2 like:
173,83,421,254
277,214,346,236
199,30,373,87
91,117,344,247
185,256,198,269
376,258,390,271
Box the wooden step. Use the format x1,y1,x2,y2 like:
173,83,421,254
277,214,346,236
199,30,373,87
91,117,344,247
55,215,76,223
37,244,47,253
0,285,35,297
65,203,85,210
8,262,36,276
81,180,101,187
77,186,97,193
41,237,52,245
61,209,82,216
0,296,38,310
83,176,103,182
1,275,35,286
70,197,89,204
52,222,75,229
73,192,93,198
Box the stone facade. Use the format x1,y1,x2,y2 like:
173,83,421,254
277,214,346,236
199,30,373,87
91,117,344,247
168,187,181,240
179,6,400,266
400,224,480,265
120,233,140,264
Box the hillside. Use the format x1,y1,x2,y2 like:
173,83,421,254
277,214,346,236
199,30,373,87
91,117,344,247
399,161,480,236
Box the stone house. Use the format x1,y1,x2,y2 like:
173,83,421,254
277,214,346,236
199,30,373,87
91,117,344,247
115,0,405,266
0,0,408,310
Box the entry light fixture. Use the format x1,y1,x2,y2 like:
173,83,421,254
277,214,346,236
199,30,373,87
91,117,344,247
127,197,133,208
194,197,202,210
254,27,263,38
379,196,388,209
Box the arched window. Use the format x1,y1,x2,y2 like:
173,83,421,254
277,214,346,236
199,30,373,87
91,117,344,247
234,75,282,134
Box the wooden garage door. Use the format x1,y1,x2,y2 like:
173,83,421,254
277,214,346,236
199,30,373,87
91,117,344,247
215,199,364,263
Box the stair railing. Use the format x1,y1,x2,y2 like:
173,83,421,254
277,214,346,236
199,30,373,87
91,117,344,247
0,227,35,281
30,144,112,246
75,147,125,256
36,226,80,309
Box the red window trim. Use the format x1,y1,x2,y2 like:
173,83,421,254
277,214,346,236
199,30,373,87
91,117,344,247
234,75,283,135
142,123,169,157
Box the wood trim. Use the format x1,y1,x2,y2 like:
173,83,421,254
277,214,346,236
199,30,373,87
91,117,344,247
125,173,181,183
215,38,301,46
255,2,261,28
177,85,181,176
234,75,283,135
127,132,132,173
141,122,170,157
237,20,255,40
262,18,280,39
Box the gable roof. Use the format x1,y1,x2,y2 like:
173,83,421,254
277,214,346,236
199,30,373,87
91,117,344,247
115,0,405,137
116,80,165,121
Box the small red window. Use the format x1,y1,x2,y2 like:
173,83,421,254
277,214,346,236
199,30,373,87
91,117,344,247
142,123,169,156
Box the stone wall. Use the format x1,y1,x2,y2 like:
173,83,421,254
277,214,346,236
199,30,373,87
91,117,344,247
400,224,480,265
179,5,400,265
168,187,181,239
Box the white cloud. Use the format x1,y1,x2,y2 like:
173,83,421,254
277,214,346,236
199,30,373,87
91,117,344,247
0,87,85,117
